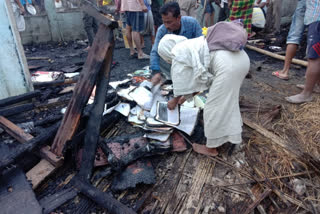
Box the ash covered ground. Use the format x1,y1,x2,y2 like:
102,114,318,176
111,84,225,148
17,30,314,213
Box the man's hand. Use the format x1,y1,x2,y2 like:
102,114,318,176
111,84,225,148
167,97,180,110
19,6,25,15
178,96,186,105
142,5,148,12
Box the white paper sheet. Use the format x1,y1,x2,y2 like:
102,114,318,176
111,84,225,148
115,103,130,116
174,106,200,136
129,86,153,110
146,117,165,126
128,114,144,125
109,79,131,89
117,85,136,101
130,105,141,115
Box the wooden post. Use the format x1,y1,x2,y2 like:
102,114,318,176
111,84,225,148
246,45,308,67
78,30,114,181
51,25,113,157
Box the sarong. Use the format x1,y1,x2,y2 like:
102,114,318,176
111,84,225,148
229,0,254,36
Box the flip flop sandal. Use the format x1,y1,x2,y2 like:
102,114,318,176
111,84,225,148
138,53,150,60
272,71,289,80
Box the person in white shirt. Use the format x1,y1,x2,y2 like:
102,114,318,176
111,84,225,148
158,22,249,156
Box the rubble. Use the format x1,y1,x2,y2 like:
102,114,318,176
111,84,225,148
1,5,320,214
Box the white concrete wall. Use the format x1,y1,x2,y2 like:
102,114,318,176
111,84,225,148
0,0,33,99
20,0,86,44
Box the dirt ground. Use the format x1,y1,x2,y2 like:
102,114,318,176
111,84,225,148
21,28,319,214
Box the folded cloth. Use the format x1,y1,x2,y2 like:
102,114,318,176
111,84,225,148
206,21,247,52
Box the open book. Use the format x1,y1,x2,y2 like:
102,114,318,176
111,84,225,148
174,106,200,136
155,101,180,126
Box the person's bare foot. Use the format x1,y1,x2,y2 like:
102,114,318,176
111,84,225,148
272,70,289,80
285,93,313,104
192,143,218,157
296,84,320,93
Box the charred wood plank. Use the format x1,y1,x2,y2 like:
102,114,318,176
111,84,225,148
78,30,114,181
72,177,136,214
51,24,113,157
0,117,61,187
26,159,56,189
0,103,34,117
0,90,40,107
39,187,79,214
65,111,122,152
0,116,33,143
0,122,60,171
34,114,63,126
40,146,63,167
35,96,71,109
82,0,118,29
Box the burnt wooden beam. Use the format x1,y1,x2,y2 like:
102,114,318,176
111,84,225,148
0,90,40,107
34,114,63,126
51,24,113,157
0,103,34,117
0,116,33,143
73,177,136,214
35,96,71,109
82,0,118,29
0,116,62,188
39,187,79,214
0,122,60,171
39,146,64,167
78,29,114,181
65,111,122,151
0,115,63,167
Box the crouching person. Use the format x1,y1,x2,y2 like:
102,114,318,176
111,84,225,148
158,21,250,156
